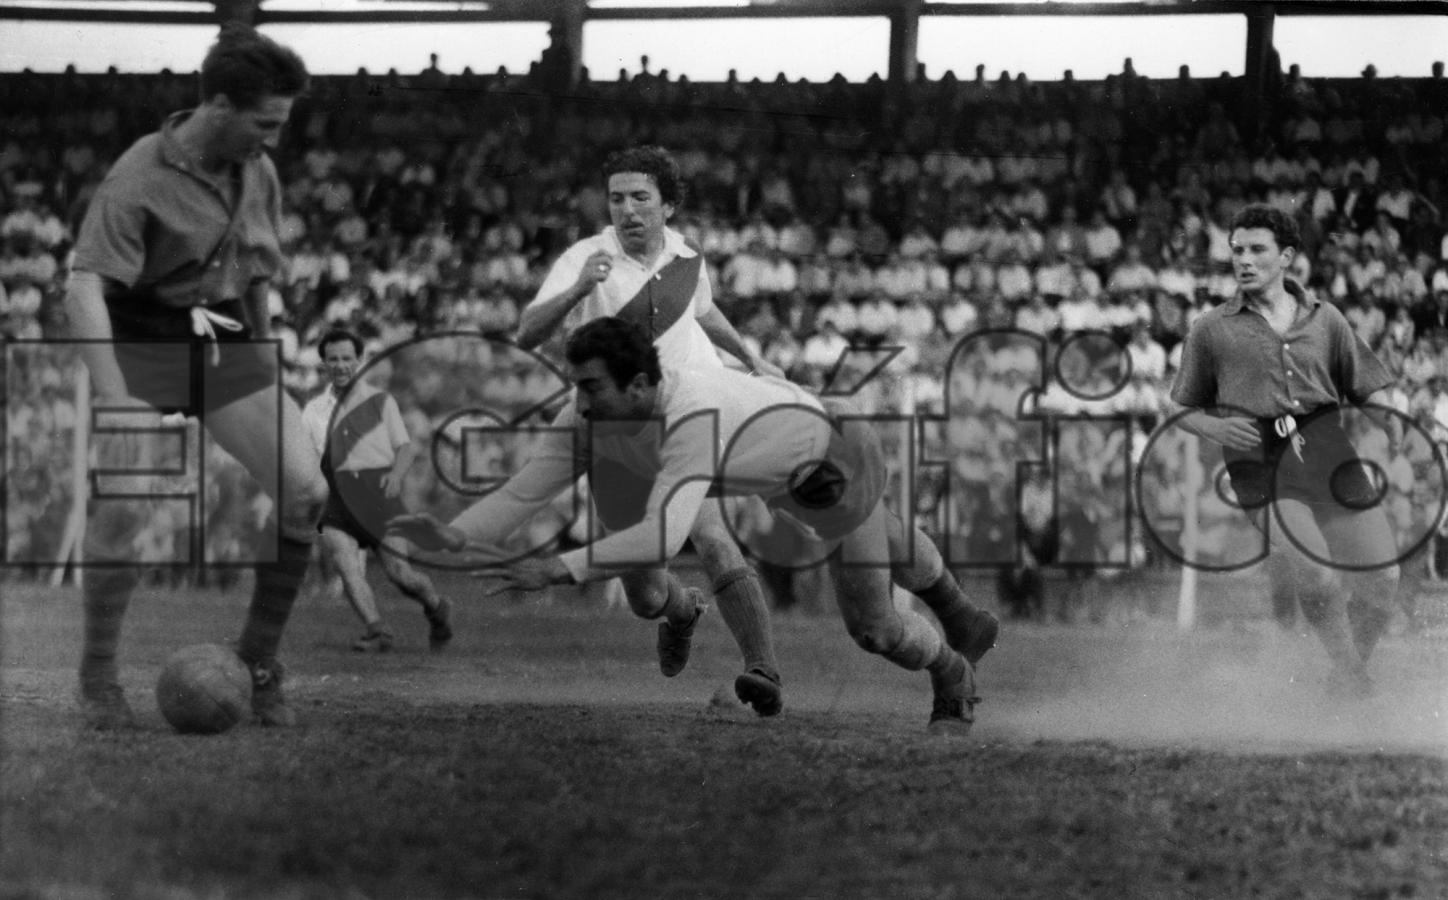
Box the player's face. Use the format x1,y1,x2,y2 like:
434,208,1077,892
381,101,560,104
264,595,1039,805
216,94,295,162
608,172,673,257
568,357,650,428
321,340,359,389
1229,226,1293,294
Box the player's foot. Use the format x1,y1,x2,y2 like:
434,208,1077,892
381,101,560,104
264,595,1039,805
940,607,1000,666
248,658,296,727
657,593,705,677
78,678,138,731
427,598,453,651
734,667,784,717
926,651,977,737
352,625,395,653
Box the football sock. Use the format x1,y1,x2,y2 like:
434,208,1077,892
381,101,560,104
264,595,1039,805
653,575,697,627
237,536,312,665
713,567,779,678
915,571,978,624
80,567,140,686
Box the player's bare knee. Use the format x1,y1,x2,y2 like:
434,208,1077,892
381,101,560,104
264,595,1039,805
622,572,670,619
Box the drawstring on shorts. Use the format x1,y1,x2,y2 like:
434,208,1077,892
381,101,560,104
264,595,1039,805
1274,414,1305,462
189,306,244,367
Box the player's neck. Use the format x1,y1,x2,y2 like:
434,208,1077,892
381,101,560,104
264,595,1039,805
1242,278,1292,314
172,112,231,176
622,233,666,268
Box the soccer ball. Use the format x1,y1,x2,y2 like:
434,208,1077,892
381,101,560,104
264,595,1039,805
155,644,252,735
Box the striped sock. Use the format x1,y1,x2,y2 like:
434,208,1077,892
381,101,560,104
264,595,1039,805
713,567,779,677
80,567,140,685
237,537,313,665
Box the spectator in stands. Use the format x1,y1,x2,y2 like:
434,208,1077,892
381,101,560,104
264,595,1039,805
1083,207,1123,274
940,291,980,338
1107,242,1157,296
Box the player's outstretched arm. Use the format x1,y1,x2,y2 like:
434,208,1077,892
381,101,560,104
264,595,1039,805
696,306,784,378
475,557,573,594
386,513,467,553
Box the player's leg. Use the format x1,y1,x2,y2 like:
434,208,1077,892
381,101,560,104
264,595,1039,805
321,526,391,652
884,505,998,665
1317,503,1401,667
378,533,452,650
587,461,701,673
616,567,704,677
205,387,327,726
1264,499,1370,695
77,423,162,729
831,501,974,734
691,499,782,715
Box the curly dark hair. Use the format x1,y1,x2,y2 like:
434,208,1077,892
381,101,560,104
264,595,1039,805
1229,203,1301,252
565,317,662,389
200,24,310,109
317,328,363,359
602,145,683,207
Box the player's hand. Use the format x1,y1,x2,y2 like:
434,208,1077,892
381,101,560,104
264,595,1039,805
475,557,570,595
749,357,788,380
385,512,466,553
575,250,615,292
1207,416,1262,452
380,472,401,499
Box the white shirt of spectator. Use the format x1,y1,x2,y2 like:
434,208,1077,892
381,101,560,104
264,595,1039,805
530,225,721,372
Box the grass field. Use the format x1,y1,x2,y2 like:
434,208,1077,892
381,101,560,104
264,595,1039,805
2,568,1446,900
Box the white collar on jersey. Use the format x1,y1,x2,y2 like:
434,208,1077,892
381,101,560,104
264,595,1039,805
603,225,697,263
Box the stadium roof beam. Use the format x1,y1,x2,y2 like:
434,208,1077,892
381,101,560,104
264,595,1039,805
4,0,1445,24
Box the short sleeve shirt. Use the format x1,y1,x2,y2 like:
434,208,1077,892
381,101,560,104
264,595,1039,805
1171,282,1393,418
72,110,284,307
529,226,721,372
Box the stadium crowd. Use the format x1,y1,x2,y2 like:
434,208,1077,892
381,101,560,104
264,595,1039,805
4,56,1448,609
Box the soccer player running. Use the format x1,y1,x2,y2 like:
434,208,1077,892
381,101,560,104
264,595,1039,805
301,329,452,653
516,146,796,716
1171,204,1403,697
65,26,327,728
391,317,999,734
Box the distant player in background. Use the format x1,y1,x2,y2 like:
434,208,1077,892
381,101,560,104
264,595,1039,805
516,145,791,716
301,329,452,652
392,317,999,734
1171,204,1404,698
65,25,325,728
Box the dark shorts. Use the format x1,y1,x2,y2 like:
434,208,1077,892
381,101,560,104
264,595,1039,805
766,398,887,543
588,459,653,533
106,292,279,417
320,468,408,550
1222,409,1381,512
